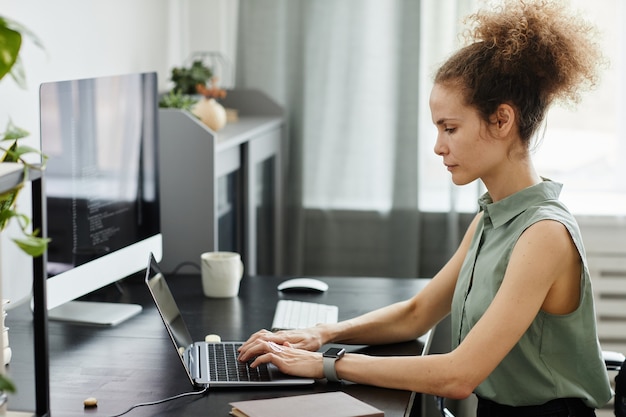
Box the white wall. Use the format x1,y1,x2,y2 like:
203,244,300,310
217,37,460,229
0,0,238,307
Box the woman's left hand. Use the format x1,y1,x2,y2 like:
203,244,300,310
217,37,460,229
247,340,325,379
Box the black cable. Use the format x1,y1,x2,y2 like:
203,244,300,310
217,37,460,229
168,261,201,275
107,386,209,417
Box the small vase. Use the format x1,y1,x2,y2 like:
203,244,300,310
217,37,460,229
192,98,227,131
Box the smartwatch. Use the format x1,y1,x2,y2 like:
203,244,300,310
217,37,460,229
322,347,346,382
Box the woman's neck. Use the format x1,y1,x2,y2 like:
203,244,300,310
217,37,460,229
483,159,541,202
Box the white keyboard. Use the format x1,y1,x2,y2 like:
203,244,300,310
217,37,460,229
271,300,339,331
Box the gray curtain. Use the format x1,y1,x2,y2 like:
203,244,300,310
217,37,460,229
236,0,469,278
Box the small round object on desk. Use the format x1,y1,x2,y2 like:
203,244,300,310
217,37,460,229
205,334,222,342
83,397,98,408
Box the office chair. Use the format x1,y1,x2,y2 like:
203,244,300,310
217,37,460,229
435,395,455,417
613,353,626,417
435,351,626,417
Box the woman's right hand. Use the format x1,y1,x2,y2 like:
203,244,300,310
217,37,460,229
237,327,325,363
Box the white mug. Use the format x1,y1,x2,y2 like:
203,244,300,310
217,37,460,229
200,252,244,298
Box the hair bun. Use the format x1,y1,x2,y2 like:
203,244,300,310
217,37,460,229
434,0,605,143
464,0,603,104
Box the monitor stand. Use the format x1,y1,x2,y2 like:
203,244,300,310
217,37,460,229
47,300,142,326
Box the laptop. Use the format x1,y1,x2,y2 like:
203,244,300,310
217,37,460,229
144,252,315,388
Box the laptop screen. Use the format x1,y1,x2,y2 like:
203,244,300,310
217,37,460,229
145,253,194,351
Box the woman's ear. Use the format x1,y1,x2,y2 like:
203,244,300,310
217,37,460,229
491,104,516,137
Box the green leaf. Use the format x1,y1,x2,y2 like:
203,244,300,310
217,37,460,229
0,189,49,257
0,20,21,82
12,144,41,159
0,196,18,228
0,141,18,163
0,16,44,88
13,235,49,257
1,16,44,51
0,375,16,393
8,54,26,88
1,120,30,141
158,90,198,110
170,59,213,95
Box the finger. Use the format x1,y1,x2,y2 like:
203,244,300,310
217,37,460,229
238,342,265,362
247,331,292,350
249,352,274,369
267,341,285,353
248,343,284,368
238,329,273,351
238,339,280,362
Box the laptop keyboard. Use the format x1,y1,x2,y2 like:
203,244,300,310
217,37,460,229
203,300,339,382
206,342,271,382
271,300,339,331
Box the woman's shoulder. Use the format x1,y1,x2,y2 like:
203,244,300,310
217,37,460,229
526,199,580,230
518,201,586,257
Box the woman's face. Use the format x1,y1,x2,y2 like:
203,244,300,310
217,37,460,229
429,83,505,186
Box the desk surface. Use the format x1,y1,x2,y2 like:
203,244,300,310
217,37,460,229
6,274,430,417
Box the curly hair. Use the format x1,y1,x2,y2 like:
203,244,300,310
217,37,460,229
434,0,605,144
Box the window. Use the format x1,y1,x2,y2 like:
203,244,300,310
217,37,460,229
534,0,625,215
418,0,625,215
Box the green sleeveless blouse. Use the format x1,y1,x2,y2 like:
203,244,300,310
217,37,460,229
450,179,612,408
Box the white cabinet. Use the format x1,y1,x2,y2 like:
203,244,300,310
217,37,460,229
158,89,284,276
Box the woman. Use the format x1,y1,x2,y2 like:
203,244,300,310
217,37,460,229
238,0,612,415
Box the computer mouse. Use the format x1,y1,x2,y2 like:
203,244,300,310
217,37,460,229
277,278,329,293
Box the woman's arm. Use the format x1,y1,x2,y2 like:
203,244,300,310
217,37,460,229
238,213,481,356
333,219,582,397
321,241,467,346
243,219,581,400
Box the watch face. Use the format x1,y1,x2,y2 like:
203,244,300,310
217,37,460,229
324,347,346,358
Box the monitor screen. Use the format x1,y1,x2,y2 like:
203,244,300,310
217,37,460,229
39,71,162,325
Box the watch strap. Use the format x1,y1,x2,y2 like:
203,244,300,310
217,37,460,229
323,356,342,382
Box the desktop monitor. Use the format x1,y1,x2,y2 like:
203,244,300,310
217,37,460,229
39,71,162,325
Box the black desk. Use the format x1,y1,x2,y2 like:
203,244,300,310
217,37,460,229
6,274,430,416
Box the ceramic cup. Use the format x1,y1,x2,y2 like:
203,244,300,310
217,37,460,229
200,252,244,298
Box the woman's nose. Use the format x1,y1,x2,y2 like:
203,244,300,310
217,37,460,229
433,134,447,156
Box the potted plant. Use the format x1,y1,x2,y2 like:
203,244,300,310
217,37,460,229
169,58,214,95
0,16,48,257
0,14,47,402
160,58,229,132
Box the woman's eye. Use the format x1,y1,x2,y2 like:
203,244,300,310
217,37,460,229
445,127,456,134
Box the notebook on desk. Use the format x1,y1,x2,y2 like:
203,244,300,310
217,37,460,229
144,253,315,388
